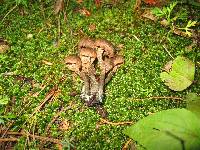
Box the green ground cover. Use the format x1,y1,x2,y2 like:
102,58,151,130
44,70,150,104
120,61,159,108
0,1,199,149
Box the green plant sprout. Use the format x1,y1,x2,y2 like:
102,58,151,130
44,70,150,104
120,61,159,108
152,1,197,39
152,1,178,25
178,20,197,37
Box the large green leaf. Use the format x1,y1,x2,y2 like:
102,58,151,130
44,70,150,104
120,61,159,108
124,108,200,150
160,56,195,91
185,93,200,119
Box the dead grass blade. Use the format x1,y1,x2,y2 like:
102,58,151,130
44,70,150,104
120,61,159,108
29,85,60,119
99,118,133,126
129,96,183,101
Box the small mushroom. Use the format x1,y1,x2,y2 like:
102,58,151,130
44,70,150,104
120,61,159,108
79,48,97,65
105,55,124,84
65,55,91,100
95,39,115,58
64,55,82,73
78,38,95,50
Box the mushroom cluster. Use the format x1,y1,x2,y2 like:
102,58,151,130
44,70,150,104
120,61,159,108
65,38,124,117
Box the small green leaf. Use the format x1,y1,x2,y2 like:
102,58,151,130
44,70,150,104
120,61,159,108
152,7,164,17
187,20,197,28
0,118,5,125
124,108,200,150
160,56,195,91
0,95,9,105
185,93,200,119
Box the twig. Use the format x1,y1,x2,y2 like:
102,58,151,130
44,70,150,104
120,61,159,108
122,139,133,150
1,5,17,23
100,118,133,126
0,138,18,142
0,130,62,146
129,96,183,101
162,45,174,59
45,106,72,133
28,85,59,119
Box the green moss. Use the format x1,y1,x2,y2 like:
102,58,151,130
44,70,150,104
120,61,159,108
0,1,199,149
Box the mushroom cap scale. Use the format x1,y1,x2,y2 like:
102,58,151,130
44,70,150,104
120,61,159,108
104,57,114,73
78,38,95,50
79,47,97,66
95,39,115,58
79,48,97,58
64,55,82,71
113,55,124,66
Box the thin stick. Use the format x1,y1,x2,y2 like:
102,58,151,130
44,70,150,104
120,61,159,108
122,139,133,150
0,130,62,145
163,45,174,59
133,34,141,42
45,106,72,133
100,118,133,126
129,96,183,101
28,86,58,119
1,5,17,22
0,138,18,142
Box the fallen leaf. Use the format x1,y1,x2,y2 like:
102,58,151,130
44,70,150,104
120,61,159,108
94,0,101,7
162,60,173,72
54,0,64,15
117,44,124,50
160,19,169,27
0,38,10,53
88,24,96,31
59,120,70,131
144,0,156,5
141,9,157,21
78,7,91,16
76,0,83,4
160,56,195,91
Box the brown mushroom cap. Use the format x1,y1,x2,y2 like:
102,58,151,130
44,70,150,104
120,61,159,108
104,57,114,73
64,55,82,72
79,47,97,64
95,39,115,58
113,55,124,66
78,38,95,50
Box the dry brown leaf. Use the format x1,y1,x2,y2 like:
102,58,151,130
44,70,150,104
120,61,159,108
76,0,83,3
134,0,141,11
144,0,156,5
59,120,70,131
117,44,124,50
141,9,157,21
78,8,91,16
173,27,188,37
88,24,96,31
0,38,10,53
163,60,173,72
42,60,53,66
94,0,101,7
54,0,64,15
160,19,169,27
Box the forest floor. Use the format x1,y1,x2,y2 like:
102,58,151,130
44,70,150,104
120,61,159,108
0,0,199,149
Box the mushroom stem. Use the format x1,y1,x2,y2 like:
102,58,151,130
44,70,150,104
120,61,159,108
80,72,90,101
105,67,117,84
97,47,106,103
